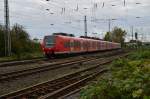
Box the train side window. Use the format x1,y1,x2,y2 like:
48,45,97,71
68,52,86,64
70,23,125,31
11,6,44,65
99,42,101,49
76,41,80,48
88,42,90,48
75,41,78,47
70,41,74,47
78,42,81,48
64,42,67,48
73,41,79,48
92,42,94,48
64,42,70,48
73,41,77,47
83,42,86,49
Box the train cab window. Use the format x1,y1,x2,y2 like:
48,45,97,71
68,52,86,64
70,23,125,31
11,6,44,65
44,36,55,48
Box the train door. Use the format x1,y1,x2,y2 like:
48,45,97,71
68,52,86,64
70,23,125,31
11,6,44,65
96,41,98,51
86,40,89,52
70,39,74,53
81,40,84,52
101,42,104,50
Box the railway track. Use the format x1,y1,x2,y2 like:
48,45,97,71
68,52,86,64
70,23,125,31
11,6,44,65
0,57,96,81
0,50,125,81
0,53,128,99
0,49,123,67
0,58,47,67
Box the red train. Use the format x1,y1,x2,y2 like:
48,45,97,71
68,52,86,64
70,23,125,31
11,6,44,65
41,33,121,58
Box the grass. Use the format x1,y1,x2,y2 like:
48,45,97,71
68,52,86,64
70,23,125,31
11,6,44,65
127,49,150,60
80,49,150,99
0,52,44,62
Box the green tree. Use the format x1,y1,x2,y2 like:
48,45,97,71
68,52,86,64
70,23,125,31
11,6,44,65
11,24,32,57
104,32,112,41
0,23,41,58
104,27,127,46
0,25,5,56
111,27,127,46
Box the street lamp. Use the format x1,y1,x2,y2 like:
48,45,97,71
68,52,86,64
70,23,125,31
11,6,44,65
136,3,141,5
111,5,116,6
136,17,141,18
50,13,54,15
46,9,49,11
50,24,54,26
83,7,88,10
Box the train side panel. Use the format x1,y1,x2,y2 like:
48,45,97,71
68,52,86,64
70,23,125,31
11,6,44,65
42,35,121,57
55,36,71,54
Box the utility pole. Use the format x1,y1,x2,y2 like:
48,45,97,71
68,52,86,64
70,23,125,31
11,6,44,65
108,19,116,33
4,0,11,56
108,19,111,33
84,16,87,37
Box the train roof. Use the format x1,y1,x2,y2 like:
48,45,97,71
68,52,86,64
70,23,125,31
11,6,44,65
53,33,75,37
44,34,120,44
80,36,102,40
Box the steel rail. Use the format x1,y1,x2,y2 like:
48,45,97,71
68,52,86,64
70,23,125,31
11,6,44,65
0,58,46,67
0,63,108,99
0,50,123,81
0,49,123,67
0,53,128,99
39,69,108,99
0,57,96,81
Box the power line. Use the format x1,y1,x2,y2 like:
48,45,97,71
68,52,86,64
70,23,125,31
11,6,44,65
1,0,149,40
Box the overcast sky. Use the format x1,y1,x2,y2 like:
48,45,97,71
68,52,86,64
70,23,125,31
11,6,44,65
0,0,150,42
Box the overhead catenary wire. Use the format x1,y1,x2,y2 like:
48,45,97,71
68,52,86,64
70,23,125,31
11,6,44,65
0,0,149,41
6,0,84,32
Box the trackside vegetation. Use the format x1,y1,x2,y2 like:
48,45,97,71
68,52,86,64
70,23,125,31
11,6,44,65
104,27,127,47
0,24,42,61
80,49,150,99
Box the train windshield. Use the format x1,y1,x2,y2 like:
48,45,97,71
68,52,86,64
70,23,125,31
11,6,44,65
44,36,55,48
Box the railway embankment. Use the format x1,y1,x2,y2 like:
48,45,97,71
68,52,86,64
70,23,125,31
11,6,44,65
80,49,150,99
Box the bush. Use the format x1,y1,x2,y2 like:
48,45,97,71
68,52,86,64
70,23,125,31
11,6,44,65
0,24,42,58
128,49,150,60
0,25,5,56
80,50,150,99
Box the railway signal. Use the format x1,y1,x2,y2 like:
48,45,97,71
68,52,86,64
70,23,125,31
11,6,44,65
135,32,138,40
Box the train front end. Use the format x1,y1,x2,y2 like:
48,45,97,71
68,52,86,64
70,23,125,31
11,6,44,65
42,35,56,58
